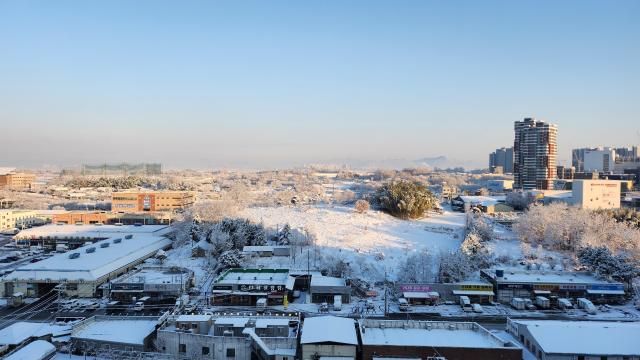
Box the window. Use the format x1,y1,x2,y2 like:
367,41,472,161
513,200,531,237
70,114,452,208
578,357,585,360
179,344,186,353
202,347,210,355
226,348,235,357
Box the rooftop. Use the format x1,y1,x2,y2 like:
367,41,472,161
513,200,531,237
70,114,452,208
359,320,513,349
72,317,158,345
301,316,357,345
6,225,172,282
310,275,346,287
4,340,55,360
482,269,622,286
512,320,640,356
215,268,295,288
14,224,169,239
111,266,191,285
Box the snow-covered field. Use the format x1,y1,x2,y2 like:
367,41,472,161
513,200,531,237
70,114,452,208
242,205,466,281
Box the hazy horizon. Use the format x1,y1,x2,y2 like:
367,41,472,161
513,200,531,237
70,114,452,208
1,1,639,170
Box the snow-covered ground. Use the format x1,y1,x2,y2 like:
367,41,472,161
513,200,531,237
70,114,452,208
242,205,467,281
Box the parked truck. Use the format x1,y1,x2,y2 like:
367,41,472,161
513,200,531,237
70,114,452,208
333,295,342,311
577,298,597,315
459,296,472,312
510,297,526,310
535,296,550,309
256,298,267,312
398,298,410,312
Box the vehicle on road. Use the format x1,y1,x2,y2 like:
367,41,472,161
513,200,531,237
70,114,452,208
459,296,472,312
256,298,267,312
398,298,410,312
472,303,483,313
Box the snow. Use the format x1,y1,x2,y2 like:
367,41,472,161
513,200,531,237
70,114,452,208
4,340,55,360
300,316,357,345
254,318,292,328
72,319,158,345
213,317,250,328
310,275,345,287
511,320,640,356
243,205,465,281
0,322,46,345
360,327,504,348
483,269,623,287
176,315,211,322
6,225,172,281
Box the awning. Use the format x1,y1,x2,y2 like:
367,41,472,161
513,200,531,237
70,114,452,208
586,289,625,295
533,290,551,295
452,290,494,296
403,291,439,299
109,289,144,293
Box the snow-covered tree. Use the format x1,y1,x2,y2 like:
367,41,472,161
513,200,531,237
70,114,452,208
437,251,473,283
276,224,292,245
375,180,438,219
398,250,433,283
578,246,639,285
217,250,245,271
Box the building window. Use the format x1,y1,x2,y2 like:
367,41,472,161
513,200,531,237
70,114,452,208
179,344,186,353
202,347,210,355
226,348,235,357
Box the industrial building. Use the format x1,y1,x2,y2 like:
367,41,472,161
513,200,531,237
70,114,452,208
359,319,522,360
2,225,172,298
309,275,351,304
111,190,195,213
157,314,299,360
507,319,640,359
211,268,295,306
514,117,558,190
543,179,622,210
481,269,625,304
103,266,194,303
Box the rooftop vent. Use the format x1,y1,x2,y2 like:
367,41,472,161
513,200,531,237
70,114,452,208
86,247,96,253
69,252,80,259
100,243,110,248
125,234,133,239
113,238,122,244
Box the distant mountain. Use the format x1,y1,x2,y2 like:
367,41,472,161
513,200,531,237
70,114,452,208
309,156,483,171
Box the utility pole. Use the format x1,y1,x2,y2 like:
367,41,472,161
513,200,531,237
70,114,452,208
384,268,388,317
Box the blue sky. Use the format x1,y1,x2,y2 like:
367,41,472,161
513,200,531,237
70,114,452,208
1,0,638,169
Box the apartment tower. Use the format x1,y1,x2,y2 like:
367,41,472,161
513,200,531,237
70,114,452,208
514,117,558,190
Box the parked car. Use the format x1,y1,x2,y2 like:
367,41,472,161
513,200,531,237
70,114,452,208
577,298,597,315
398,298,410,312
558,298,573,310
472,303,483,313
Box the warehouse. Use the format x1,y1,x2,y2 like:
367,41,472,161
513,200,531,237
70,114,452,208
481,269,625,304
211,268,295,306
309,275,351,304
2,225,172,298
103,266,194,303
71,316,159,354
507,319,640,359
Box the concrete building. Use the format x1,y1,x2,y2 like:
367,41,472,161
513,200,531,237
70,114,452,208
300,316,357,360
52,210,174,225
481,269,625,304
359,319,522,360
489,147,514,174
0,210,42,231
2,225,172,298
242,246,291,257
514,117,558,190
583,147,616,172
157,314,299,360
486,179,514,193
309,275,351,304
70,316,159,353
111,190,195,213
507,319,640,359
0,168,36,190
555,165,575,180
211,268,295,306
572,179,621,209
103,266,194,303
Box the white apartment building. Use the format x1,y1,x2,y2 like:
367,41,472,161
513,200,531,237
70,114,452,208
0,210,40,231
583,147,616,173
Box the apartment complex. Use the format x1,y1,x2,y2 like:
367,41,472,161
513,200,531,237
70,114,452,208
0,210,41,231
0,168,36,190
514,117,558,190
111,190,195,213
489,147,514,174
573,145,639,172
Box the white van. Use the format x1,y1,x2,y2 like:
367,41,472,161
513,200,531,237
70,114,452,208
558,298,573,310
398,298,410,312
133,301,145,311
256,298,267,312
577,298,597,315
459,296,472,312
333,295,342,311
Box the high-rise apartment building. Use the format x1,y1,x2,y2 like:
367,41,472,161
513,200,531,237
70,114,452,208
514,117,558,190
489,147,514,174
584,147,616,173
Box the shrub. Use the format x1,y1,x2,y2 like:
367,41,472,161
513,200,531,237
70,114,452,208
375,180,438,219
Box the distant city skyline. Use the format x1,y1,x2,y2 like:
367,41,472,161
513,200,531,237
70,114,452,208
1,1,639,169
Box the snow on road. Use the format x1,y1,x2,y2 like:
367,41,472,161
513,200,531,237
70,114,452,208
242,205,466,281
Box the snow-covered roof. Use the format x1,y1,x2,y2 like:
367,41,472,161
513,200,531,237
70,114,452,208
483,269,623,287
255,318,291,328
14,224,169,239
111,267,191,285
4,340,55,360
513,320,640,356
359,320,510,349
458,196,503,206
403,291,440,299
301,316,357,345
310,275,346,287
72,318,158,345
215,269,295,289
214,317,250,328
6,225,172,282
0,167,16,176
0,322,45,345
243,246,274,252
176,315,212,322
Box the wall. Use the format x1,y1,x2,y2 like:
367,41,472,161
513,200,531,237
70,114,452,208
157,330,252,360
573,180,621,209
361,345,521,360
301,344,356,360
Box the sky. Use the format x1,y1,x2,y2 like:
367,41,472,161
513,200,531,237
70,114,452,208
1,0,639,170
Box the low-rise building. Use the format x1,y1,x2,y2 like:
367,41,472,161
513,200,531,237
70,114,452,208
52,210,174,225
157,314,299,360
211,268,295,306
359,319,522,360
0,210,42,231
309,275,351,304
481,269,625,304
242,246,291,257
300,316,357,360
572,179,621,209
0,168,36,190
111,190,195,213
103,266,194,303
507,319,640,359
71,316,159,353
